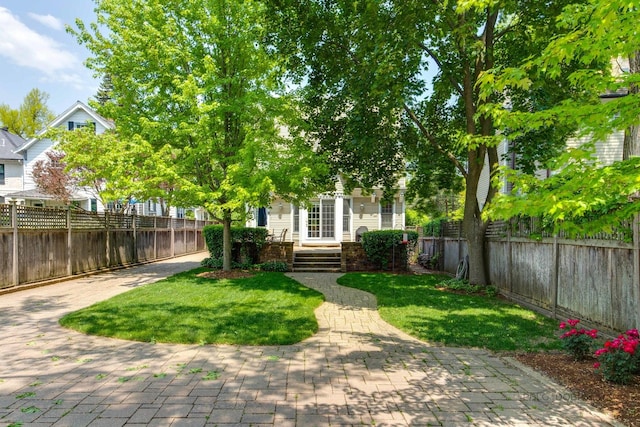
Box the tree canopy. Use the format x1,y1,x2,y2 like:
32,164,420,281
483,0,640,237
70,0,329,270
265,0,585,284
0,89,55,138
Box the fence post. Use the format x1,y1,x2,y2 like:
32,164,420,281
551,234,559,318
634,213,640,328
171,218,175,257
11,201,18,286
132,210,138,263
153,216,157,260
67,206,72,276
105,211,110,267
506,219,512,293
183,217,187,254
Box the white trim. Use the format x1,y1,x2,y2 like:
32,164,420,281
17,101,114,153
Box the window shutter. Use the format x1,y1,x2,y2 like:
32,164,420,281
68,121,74,130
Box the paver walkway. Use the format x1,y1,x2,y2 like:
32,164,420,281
0,254,620,426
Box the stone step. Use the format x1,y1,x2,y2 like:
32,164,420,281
292,252,342,273
292,267,342,273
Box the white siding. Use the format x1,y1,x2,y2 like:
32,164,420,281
0,160,24,197
23,139,54,189
566,130,624,166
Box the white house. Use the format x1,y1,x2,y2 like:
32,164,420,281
0,127,27,204
247,177,407,246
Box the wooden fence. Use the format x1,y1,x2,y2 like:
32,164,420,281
418,217,640,333
0,204,213,290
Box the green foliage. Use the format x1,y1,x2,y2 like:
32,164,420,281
203,225,269,265
0,88,54,138
361,230,418,270
59,269,324,345
594,329,640,384
257,261,289,272
423,218,448,237
52,127,182,214
70,0,330,270
480,0,640,238
337,273,560,352
486,149,640,238
436,278,498,298
265,0,582,285
405,208,429,227
201,257,223,269
558,319,598,361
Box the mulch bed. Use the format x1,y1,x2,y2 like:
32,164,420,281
515,352,640,426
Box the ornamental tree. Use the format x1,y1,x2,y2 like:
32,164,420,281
31,150,79,204
70,0,329,270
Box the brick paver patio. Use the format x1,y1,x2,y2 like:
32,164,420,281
0,253,621,426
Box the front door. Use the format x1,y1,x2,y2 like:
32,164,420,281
307,200,335,239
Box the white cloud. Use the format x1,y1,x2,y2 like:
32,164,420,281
0,7,81,77
28,12,64,31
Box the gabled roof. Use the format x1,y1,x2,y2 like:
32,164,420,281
16,100,114,153
0,127,27,161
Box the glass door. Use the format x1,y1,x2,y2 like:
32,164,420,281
307,200,335,239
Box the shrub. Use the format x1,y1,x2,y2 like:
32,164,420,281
437,278,498,297
558,319,598,360
361,230,418,270
201,257,223,269
203,225,269,265
257,261,289,272
594,329,640,384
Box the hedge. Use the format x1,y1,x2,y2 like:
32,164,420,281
361,229,419,270
203,225,269,266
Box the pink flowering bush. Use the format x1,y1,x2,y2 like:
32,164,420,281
594,329,640,384
559,319,598,360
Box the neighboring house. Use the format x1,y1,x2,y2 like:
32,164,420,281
0,127,27,204
4,100,204,218
247,177,407,246
7,101,114,210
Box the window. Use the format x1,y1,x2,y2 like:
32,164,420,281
257,207,267,226
381,202,393,229
342,199,351,232
90,199,97,212
68,121,96,132
0,164,4,185
293,206,300,232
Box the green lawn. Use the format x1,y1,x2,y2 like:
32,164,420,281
59,269,324,345
337,273,561,352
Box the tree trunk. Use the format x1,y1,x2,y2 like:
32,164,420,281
222,209,232,271
623,51,640,160
464,215,489,286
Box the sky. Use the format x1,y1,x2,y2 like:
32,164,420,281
0,1,98,116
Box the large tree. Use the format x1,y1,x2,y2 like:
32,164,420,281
70,0,328,270
266,0,581,284
0,88,55,138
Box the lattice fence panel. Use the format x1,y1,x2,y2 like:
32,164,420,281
17,206,67,229
0,205,10,228
71,210,107,229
